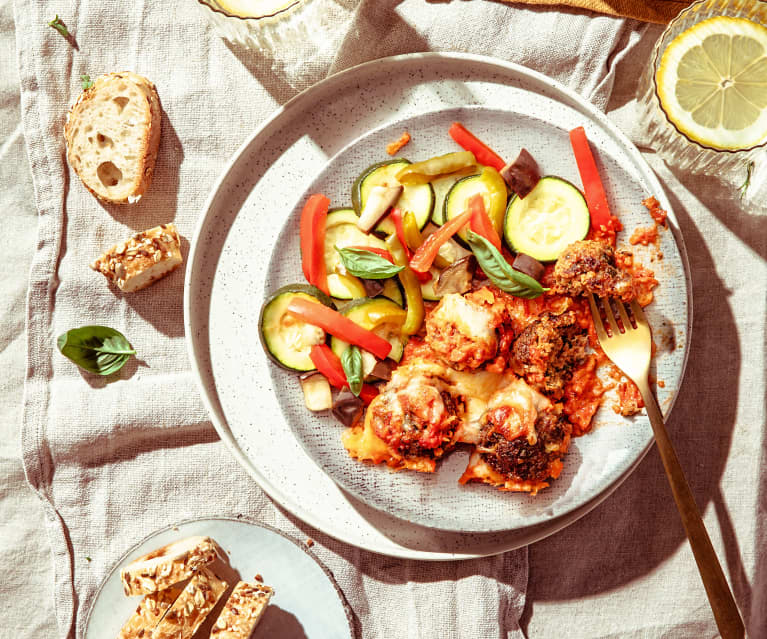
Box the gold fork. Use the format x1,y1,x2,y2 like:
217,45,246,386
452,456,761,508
588,294,744,639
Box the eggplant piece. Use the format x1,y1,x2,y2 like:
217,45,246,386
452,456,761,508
299,371,333,411
500,149,541,198
332,389,364,426
434,255,476,296
361,278,385,298
356,185,403,232
366,358,397,382
512,253,545,282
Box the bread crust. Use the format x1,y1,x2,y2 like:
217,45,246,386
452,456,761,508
120,535,219,597
64,71,161,204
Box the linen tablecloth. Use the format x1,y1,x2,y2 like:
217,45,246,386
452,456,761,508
2,0,765,638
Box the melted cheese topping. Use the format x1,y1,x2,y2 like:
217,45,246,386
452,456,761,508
484,377,550,444
431,294,496,342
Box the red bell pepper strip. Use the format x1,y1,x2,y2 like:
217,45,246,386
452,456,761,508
299,194,330,294
468,194,502,251
409,209,473,274
569,127,616,232
287,298,392,360
390,209,432,283
309,344,348,388
347,246,396,263
310,345,380,404
359,384,380,405
448,122,505,172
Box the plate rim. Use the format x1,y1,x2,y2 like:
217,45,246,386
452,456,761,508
183,51,693,559
82,515,355,638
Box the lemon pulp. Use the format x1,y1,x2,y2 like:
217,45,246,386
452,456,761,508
655,16,767,150
215,0,297,18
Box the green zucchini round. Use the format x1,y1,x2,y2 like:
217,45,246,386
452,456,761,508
259,285,334,371
351,159,434,235
503,176,590,262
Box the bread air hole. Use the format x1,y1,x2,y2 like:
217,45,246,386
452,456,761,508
97,161,122,187
113,96,129,112
96,133,113,148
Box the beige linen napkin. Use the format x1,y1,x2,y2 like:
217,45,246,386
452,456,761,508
16,1,645,637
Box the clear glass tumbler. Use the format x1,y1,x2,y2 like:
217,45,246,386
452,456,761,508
635,0,767,185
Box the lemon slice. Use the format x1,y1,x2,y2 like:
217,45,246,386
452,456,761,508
655,16,767,150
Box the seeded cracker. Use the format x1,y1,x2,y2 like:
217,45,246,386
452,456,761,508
121,535,219,597
210,581,274,639
116,586,182,639
90,223,182,293
151,567,228,639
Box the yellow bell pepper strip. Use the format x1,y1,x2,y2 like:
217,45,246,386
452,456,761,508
409,209,472,274
390,209,432,283
287,298,392,360
402,210,451,271
386,234,425,336
394,151,477,185
448,122,506,172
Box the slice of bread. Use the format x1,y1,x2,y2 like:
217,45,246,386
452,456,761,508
150,567,228,639
65,71,161,204
121,535,219,596
210,581,274,638
90,223,183,293
117,586,183,639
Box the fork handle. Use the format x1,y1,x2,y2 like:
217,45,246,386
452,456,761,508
638,383,745,639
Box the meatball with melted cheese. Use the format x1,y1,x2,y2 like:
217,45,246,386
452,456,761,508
367,361,462,459
479,404,571,485
552,240,635,301
512,311,587,398
425,289,506,371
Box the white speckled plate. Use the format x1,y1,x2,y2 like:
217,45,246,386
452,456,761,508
83,517,354,639
185,54,691,556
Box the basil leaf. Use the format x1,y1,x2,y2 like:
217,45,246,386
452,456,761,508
465,231,547,299
336,246,403,279
340,345,363,397
57,326,136,376
48,15,69,38
81,74,94,90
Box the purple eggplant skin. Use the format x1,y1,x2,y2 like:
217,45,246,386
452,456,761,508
367,359,397,382
361,278,385,298
512,253,545,282
434,255,476,296
332,389,364,426
500,149,541,199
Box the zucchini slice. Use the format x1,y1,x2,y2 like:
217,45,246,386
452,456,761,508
330,297,407,362
259,285,334,371
442,167,508,244
430,168,480,226
503,176,590,262
420,268,443,302
381,278,404,307
323,213,388,300
351,160,434,235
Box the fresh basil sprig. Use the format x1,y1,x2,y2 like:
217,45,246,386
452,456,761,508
340,345,363,396
57,326,136,376
81,74,94,90
336,246,403,279
48,15,69,38
465,231,547,299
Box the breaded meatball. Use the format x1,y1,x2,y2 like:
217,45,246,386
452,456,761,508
368,363,462,459
479,406,571,483
552,240,635,301
512,311,588,398
425,289,507,371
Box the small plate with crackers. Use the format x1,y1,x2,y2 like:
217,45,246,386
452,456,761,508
84,517,354,639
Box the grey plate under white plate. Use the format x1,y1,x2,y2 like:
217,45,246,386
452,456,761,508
84,517,354,639
184,53,692,558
